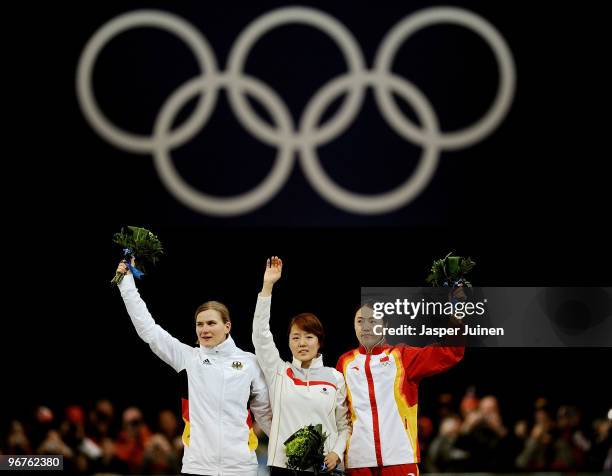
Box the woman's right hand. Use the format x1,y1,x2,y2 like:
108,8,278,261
263,256,282,284
116,258,135,276
261,256,282,296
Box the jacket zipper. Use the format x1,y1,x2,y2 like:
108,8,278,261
218,356,224,471
364,353,384,466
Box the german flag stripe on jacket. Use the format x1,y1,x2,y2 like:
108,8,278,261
336,344,464,468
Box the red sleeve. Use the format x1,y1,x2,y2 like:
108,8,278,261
336,352,349,374
401,345,464,381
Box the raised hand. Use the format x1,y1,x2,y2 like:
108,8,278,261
116,257,136,275
264,256,282,284
261,256,282,296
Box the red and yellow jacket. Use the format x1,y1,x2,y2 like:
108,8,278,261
336,343,464,468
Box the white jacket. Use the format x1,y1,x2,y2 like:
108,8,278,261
252,295,350,471
119,274,272,476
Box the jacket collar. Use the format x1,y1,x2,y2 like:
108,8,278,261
199,335,237,356
358,340,389,355
292,353,324,369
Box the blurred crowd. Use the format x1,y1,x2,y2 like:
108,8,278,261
421,389,611,472
2,390,611,474
2,400,185,474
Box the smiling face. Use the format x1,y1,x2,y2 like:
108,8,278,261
196,309,230,348
355,305,385,349
288,324,320,365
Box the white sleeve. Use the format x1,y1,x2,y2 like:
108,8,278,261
118,273,191,372
251,294,285,382
249,358,273,436
332,370,350,461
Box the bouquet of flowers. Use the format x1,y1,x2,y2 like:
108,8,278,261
110,226,164,286
426,252,476,288
284,424,328,474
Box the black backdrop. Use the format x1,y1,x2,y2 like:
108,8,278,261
4,0,611,431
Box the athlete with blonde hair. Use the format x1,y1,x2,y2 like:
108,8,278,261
116,260,271,476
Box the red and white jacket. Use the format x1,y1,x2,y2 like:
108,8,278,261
252,295,350,470
336,343,464,468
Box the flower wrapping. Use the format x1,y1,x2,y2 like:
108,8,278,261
283,423,328,473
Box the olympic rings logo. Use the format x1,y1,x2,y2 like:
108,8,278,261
76,6,516,216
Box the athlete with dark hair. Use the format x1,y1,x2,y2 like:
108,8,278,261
337,303,464,476
252,257,350,475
